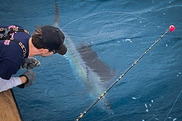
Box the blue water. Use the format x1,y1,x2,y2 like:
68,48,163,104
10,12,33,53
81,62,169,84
1,0,182,121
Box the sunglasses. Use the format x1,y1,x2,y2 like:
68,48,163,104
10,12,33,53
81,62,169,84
52,50,57,54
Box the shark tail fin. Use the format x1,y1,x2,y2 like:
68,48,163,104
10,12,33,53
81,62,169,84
53,1,59,27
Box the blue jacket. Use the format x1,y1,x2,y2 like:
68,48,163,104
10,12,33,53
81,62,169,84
0,25,30,80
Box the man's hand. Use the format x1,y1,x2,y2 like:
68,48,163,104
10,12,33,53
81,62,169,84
22,57,40,69
18,70,36,88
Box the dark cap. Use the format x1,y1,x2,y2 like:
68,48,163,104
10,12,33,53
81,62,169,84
40,26,67,55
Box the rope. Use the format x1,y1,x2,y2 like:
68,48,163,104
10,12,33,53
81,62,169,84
76,28,171,121
164,90,182,121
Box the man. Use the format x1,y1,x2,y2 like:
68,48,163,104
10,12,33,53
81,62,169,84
0,25,67,92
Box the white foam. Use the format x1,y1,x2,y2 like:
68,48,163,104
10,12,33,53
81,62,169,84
132,97,136,100
173,118,177,121
123,38,132,43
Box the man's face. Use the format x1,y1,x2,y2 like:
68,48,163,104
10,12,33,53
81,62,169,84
41,51,54,57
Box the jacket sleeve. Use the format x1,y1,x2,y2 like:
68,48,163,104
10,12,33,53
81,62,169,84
0,57,21,80
0,77,22,92
0,57,22,92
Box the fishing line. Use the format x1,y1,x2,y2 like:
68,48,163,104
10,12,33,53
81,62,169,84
76,25,175,121
164,89,182,121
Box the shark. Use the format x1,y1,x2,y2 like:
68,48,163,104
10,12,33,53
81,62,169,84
53,2,115,112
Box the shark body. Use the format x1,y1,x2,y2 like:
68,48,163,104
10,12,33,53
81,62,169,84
54,2,115,111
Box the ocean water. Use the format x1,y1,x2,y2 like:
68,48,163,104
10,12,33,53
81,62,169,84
1,0,182,121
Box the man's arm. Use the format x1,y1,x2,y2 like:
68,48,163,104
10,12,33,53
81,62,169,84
0,70,36,92
0,77,23,92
